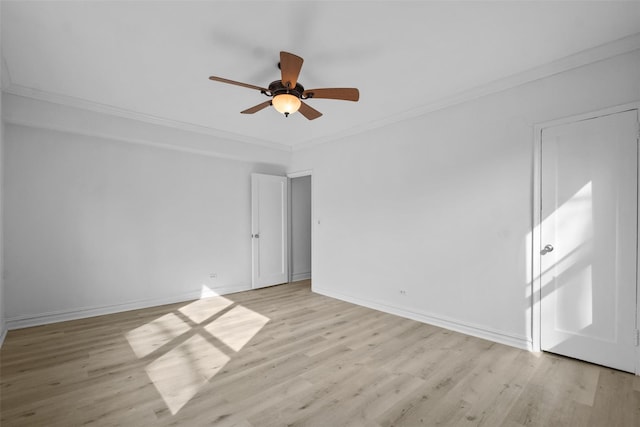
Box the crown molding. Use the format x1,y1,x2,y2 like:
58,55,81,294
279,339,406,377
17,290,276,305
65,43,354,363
2,82,293,153
293,32,640,152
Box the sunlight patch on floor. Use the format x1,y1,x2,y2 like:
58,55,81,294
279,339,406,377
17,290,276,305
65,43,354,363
125,313,191,358
125,293,270,416
204,305,270,352
145,334,230,415
179,295,233,324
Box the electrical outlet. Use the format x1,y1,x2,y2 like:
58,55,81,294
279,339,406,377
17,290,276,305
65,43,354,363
399,290,407,295
209,273,217,279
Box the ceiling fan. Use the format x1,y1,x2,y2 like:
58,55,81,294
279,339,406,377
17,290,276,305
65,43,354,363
208,51,359,120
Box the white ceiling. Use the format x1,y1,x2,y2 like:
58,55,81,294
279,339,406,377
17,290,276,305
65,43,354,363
3,1,640,149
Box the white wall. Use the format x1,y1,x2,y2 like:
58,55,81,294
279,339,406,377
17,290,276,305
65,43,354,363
290,175,311,281
291,50,640,349
0,105,4,345
4,122,287,327
0,108,5,345
0,94,5,345
0,2,6,345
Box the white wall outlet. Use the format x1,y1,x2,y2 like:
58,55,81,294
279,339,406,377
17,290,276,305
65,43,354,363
399,290,407,295
209,273,217,279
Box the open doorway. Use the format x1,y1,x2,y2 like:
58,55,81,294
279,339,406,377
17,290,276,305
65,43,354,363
288,173,312,283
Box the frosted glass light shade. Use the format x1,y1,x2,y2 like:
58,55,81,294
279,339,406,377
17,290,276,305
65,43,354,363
272,94,301,115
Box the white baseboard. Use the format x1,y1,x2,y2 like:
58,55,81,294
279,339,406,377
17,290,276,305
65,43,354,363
291,272,311,282
313,286,532,351
6,284,251,330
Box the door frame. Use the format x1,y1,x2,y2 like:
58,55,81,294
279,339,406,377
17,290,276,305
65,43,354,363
531,102,640,374
286,169,313,284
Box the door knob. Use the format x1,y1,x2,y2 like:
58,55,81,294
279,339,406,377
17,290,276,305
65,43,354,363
541,244,554,255
252,233,260,239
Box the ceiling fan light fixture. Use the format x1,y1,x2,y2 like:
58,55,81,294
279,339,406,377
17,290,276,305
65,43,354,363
272,93,301,116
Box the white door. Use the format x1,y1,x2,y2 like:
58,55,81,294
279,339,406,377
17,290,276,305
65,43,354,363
540,110,638,373
251,173,288,289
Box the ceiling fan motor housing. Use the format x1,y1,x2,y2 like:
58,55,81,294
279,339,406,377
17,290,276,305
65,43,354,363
267,80,305,99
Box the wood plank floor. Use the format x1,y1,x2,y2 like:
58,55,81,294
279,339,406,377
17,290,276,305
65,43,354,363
1,280,639,426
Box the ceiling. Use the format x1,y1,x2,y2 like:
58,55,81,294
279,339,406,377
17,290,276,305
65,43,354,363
2,1,640,149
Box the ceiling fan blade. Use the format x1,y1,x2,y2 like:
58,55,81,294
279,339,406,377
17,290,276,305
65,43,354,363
280,51,304,89
241,100,272,114
209,75,268,92
303,88,360,102
298,101,322,120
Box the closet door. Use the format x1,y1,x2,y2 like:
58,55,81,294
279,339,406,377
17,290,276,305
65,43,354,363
539,110,638,373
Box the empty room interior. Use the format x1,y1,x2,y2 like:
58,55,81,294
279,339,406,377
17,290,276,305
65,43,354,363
2,1,640,426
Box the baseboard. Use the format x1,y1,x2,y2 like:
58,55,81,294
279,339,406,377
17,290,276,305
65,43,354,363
313,286,532,351
291,272,311,282
6,284,251,330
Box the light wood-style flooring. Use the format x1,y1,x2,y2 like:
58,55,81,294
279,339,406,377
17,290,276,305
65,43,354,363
1,280,639,426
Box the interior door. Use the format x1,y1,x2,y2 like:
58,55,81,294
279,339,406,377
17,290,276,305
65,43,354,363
540,109,638,373
251,173,288,289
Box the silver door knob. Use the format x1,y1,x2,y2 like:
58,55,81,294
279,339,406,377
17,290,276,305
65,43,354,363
541,244,554,255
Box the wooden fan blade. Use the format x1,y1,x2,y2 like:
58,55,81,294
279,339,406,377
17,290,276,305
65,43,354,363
303,88,359,102
209,76,268,92
241,100,272,114
280,51,304,89
298,101,322,120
